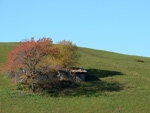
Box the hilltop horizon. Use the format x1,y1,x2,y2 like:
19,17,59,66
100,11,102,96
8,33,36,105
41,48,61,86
0,41,149,58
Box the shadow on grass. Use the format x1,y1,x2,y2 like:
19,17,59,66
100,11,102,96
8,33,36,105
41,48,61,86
39,80,123,97
85,68,124,81
42,69,124,97
68,80,123,97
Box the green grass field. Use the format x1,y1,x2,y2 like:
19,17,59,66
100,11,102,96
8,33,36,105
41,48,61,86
0,43,150,113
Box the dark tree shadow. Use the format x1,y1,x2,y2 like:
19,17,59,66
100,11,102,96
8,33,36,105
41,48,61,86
62,69,124,97
37,69,124,97
85,69,124,81
68,81,123,97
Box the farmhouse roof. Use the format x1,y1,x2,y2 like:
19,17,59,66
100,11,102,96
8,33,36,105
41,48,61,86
70,68,87,73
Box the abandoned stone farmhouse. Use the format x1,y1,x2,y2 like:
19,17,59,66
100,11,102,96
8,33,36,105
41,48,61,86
16,67,87,83
58,67,87,82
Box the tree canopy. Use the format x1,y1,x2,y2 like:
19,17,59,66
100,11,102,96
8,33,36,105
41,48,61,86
2,37,79,87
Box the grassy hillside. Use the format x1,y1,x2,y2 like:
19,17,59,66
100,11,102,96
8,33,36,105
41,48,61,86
0,43,150,113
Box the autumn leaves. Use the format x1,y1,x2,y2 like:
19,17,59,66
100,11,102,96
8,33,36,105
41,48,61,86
2,37,79,85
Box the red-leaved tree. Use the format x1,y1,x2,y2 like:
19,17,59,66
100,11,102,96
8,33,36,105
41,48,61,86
2,37,58,91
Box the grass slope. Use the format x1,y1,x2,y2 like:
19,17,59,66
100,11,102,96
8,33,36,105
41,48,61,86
0,43,150,113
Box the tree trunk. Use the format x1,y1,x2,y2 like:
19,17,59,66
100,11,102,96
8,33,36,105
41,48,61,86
31,82,35,92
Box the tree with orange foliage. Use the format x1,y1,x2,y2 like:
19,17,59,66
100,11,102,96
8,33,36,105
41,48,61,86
2,38,79,92
2,37,58,92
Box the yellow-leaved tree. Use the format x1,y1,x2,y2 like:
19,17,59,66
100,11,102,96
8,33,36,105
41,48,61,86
46,40,79,69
